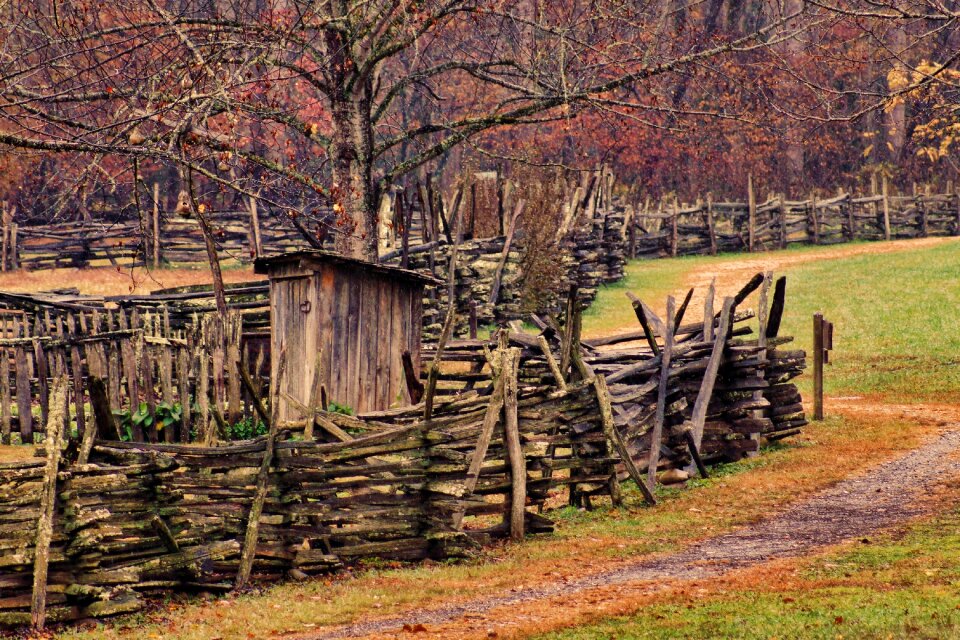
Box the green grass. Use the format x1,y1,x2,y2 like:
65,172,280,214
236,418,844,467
584,240,960,402
536,507,960,640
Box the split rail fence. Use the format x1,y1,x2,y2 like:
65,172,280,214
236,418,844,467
0,272,806,627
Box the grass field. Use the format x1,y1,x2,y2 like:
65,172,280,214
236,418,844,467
50,238,960,640
535,495,960,640
584,239,960,402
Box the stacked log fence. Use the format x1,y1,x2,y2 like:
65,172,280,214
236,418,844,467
0,209,315,271
0,272,806,627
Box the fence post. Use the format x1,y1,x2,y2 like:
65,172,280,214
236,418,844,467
747,174,756,252
248,196,263,259
809,192,819,245
670,197,678,257
9,221,17,270
813,312,823,420
706,192,717,256
152,182,161,268
881,175,891,241
778,195,787,249
1,204,8,273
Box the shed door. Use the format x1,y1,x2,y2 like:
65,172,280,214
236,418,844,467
271,274,318,422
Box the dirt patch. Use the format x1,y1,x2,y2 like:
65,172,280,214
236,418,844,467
0,264,257,297
294,418,960,640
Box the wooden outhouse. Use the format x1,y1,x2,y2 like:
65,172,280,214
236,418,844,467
254,250,437,420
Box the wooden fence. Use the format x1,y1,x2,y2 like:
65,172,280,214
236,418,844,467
626,178,960,259
0,272,806,627
0,308,268,447
0,209,315,271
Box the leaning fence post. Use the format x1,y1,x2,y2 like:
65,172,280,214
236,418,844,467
236,348,285,589
31,375,68,631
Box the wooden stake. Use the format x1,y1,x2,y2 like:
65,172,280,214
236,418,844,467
747,174,756,252
236,348,285,589
502,348,525,541
152,182,161,268
882,175,892,241
647,296,675,490
813,312,824,421
670,198,679,257
706,193,717,256
31,375,68,631
691,297,734,448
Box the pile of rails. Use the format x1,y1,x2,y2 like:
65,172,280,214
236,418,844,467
0,273,805,628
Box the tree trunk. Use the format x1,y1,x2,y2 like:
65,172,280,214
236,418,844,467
329,62,378,262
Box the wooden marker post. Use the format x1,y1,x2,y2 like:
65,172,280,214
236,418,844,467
812,312,834,421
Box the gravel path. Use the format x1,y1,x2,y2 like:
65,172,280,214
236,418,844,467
300,427,960,639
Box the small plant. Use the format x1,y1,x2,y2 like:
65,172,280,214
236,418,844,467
155,402,183,435
326,401,354,416
112,402,183,441
229,416,267,440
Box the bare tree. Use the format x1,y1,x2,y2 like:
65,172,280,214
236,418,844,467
0,1,840,261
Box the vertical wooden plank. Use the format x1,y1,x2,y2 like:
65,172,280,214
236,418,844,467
747,174,756,252
703,279,716,342
10,222,17,270
502,347,525,541
813,312,824,421
118,311,140,439
882,175,892,241
177,344,192,442
249,196,263,259
66,314,86,443
30,376,67,631
778,196,787,249
809,192,820,245
235,350,285,589
211,317,226,431
159,344,175,442
197,332,211,444
691,297,735,449
1,206,8,273
358,273,379,413
316,265,335,411
330,270,349,407
408,284,423,381
140,338,158,443
226,313,242,424
152,182,161,268
706,193,717,256
647,296,675,490
670,198,678,258
14,337,31,443
0,347,8,445
33,337,49,431
345,269,362,412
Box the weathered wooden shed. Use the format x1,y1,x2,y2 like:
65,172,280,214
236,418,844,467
254,250,437,420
